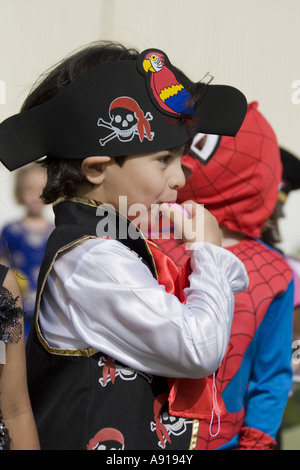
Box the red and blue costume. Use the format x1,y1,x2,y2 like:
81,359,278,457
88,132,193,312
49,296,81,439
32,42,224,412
154,102,294,449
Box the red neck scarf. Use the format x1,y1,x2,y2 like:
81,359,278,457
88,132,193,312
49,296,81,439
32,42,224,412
147,240,229,422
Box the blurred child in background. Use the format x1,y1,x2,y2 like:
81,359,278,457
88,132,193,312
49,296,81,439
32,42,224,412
262,147,300,379
0,164,54,340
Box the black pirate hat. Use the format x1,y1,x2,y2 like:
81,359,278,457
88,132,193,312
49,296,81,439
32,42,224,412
278,147,300,203
0,48,247,171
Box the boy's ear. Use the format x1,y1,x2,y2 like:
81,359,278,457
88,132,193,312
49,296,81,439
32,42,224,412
81,156,111,184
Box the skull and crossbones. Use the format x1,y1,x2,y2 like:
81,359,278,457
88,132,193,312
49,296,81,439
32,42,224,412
87,428,125,450
97,96,154,146
149,393,193,449
98,355,153,386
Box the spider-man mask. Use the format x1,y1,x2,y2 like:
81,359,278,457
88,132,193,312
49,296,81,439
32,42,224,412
178,102,282,238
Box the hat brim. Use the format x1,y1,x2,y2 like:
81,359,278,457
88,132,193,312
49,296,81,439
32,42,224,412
280,147,300,193
0,54,247,171
194,84,247,137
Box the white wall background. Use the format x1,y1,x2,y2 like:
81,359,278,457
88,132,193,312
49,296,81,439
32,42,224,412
0,0,299,253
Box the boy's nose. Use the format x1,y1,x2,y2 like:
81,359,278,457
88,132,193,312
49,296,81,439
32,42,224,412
169,165,186,190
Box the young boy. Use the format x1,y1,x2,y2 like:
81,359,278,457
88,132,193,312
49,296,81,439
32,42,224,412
0,41,248,450
156,102,294,449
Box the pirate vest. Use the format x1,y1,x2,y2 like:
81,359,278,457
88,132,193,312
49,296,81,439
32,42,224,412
26,198,200,450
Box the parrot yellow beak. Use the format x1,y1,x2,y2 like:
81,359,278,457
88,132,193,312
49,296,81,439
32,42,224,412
143,59,155,73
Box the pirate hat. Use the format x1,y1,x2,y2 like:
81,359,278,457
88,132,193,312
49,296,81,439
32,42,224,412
278,147,300,202
0,48,247,171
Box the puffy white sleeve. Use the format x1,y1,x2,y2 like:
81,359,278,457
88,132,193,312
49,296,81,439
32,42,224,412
40,238,248,378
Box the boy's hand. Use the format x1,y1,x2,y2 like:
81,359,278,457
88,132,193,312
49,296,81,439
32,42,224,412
160,200,221,247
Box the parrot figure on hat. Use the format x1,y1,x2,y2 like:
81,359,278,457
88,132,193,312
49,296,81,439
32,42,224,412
141,51,192,116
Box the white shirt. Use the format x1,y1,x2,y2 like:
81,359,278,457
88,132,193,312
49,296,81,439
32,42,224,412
39,238,248,379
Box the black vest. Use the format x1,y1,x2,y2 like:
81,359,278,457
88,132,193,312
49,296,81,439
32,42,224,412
26,198,196,450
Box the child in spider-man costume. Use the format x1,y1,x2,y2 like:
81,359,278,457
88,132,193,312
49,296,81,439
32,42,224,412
155,102,294,450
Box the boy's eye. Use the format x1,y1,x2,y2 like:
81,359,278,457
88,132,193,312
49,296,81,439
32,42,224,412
158,155,171,165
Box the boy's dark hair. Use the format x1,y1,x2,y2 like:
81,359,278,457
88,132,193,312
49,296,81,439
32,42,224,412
21,41,193,204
